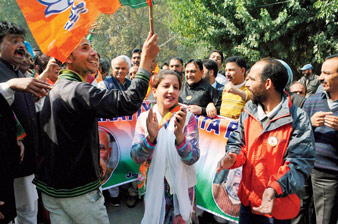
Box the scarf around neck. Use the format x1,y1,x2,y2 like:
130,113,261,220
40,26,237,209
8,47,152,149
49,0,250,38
140,104,197,224
57,69,85,82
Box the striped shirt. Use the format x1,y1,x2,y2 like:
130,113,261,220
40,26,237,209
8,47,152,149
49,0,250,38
303,92,338,172
220,85,251,119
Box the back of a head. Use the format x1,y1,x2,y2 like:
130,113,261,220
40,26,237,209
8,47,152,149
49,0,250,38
203,59,218,76
100,59,110,74
259,58,288,93
225,56,247,71
0,21,25,43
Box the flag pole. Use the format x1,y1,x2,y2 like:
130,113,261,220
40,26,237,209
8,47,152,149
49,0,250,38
149,5,154,34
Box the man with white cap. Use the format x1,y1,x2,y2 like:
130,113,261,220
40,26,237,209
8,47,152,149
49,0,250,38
298,64,319,98
276,59,306,108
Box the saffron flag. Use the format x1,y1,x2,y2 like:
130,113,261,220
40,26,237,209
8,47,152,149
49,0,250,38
16,0,153,62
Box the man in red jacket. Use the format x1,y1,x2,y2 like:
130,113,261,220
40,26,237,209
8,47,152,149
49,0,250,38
217,58,315,224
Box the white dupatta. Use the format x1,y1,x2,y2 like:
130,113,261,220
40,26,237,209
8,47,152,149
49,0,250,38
140,104,197,224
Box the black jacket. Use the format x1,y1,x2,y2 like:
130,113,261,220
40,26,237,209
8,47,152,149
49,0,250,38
0,94,20,223
290,92,306,108
179,79,222,115
0,59,39,177
34,70,151,198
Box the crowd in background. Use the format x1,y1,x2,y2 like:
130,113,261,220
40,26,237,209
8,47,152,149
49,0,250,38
0,20,337,224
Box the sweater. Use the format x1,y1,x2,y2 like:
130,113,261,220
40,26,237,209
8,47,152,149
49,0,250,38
303,92,338,172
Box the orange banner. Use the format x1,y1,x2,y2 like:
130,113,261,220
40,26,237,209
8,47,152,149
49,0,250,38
16,0,122,62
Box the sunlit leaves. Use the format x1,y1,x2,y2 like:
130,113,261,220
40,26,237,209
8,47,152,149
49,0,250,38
166,0,338,71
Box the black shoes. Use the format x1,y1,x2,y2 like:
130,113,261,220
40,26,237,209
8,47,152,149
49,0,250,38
107,196,121,207
126,195,138,208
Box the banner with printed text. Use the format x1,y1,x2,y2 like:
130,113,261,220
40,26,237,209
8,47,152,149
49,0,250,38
99,100,240,223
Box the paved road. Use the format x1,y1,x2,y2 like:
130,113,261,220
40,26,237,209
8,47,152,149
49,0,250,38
107,192,144,224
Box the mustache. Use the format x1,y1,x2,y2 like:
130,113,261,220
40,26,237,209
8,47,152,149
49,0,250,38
319,80,327,84
14,48,25,55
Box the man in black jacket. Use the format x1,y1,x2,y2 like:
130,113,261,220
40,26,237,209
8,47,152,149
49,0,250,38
34,33,159,223
179,59,221,118
0,77,48,224
0,21,51,223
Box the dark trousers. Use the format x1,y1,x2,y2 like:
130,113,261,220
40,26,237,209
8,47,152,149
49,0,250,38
239,204,291,224
311,168,338,224
291,175,316,224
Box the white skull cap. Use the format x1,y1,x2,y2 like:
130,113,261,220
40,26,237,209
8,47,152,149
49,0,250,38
277,59,293,86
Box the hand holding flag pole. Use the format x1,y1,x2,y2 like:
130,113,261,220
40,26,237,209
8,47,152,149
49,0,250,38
147,0,154,34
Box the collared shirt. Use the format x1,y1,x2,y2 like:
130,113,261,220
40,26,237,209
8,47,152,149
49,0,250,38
216,73,228,85
211,80,224,93
257,97,285,123
211,81,217,88
235,81,246,89
323,91,338,111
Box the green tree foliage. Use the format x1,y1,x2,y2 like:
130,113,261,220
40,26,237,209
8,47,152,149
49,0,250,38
92,1,195,64
167,0,338,71
0,0,38,48
0,0,194,65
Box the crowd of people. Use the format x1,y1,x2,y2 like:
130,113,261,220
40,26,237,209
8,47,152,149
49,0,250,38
0,19,337,224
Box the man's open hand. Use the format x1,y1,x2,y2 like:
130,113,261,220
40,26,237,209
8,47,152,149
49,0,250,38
9,78,52,98
216,152,237,173
253,187,276,215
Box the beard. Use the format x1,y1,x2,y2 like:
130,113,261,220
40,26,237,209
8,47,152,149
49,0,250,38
304,70,310,77
203,71,211,84
251,88,267,104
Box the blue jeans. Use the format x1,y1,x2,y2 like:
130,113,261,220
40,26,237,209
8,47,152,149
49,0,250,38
239,204,291,224
41,188,109,224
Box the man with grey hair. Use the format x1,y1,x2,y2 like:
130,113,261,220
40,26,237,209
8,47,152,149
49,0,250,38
97,55,132,206
98,55,131,90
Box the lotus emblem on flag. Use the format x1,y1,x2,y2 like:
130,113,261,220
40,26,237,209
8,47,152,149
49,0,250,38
64,2,88,31
38,0,74,17
38,0,88,31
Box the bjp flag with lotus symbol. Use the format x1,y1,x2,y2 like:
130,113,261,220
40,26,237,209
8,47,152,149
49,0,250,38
16,0,153,62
